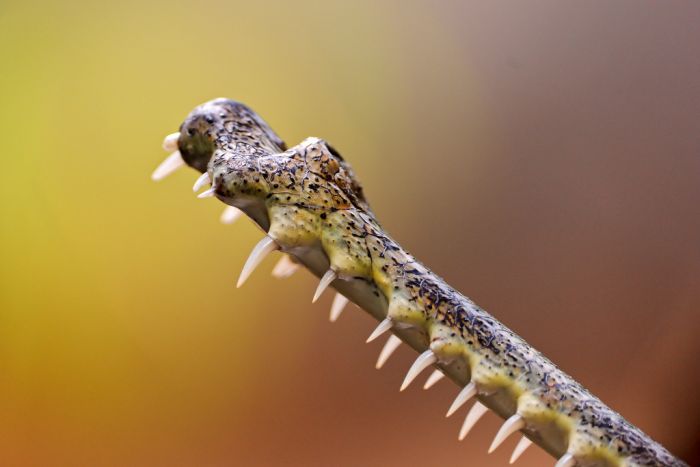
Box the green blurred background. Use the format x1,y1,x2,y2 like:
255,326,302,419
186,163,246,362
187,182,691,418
1,1,698,465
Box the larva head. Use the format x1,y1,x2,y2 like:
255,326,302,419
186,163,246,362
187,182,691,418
177,98,286,173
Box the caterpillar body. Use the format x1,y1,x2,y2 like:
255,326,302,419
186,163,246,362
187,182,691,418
152,98,686,467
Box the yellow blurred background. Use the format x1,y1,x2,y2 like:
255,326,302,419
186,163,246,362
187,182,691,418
1,1,698,465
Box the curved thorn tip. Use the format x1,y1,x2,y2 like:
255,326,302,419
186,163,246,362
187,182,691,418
312,269,337,303
271,255,300,279
488,414,525,453
151,151,184,181
554,453,576,467
162,132,180,152
423,369,445,390
400,350,437,391
509,436,533,464
192,172,211,192
197,187,216,198
376,335,402,369
220,206,243,225
459,401,489,441
237,236,278,288
329,293,349,322
366,318,392,343
446,381,477,417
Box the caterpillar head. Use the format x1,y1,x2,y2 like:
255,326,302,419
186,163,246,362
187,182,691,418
153,98,375,262
166,98,287,174
155,98,371,219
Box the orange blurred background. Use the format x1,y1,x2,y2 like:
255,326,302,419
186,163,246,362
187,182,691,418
1,1,698,465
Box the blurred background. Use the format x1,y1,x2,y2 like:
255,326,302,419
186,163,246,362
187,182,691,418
1,0,699,465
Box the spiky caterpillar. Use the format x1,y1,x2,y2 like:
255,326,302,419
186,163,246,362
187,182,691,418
152,98,686,467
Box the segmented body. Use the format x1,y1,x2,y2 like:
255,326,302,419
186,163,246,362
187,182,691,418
156,98,686,467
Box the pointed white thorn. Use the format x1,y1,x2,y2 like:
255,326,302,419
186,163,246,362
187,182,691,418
554,453,576,467
366,318,392,343
192,172,211,192
197,187,216,198
162,132,180,152
509,436,533,464
237,236,279,288
459,401,489,441
489,414,525,453
400,350,437,391
329,293,349,322
376,335,402,369
423,369,445,390
271,255,300,279
151,151,185,181
312,269,337,303
220,206,243,225
446,381,477,417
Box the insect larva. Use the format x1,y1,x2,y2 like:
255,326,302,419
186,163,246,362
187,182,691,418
153,98,687,467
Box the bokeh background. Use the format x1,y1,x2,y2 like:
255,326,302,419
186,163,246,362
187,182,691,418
1,1,699,466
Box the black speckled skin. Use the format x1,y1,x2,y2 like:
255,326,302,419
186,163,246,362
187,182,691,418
169,98,686,467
